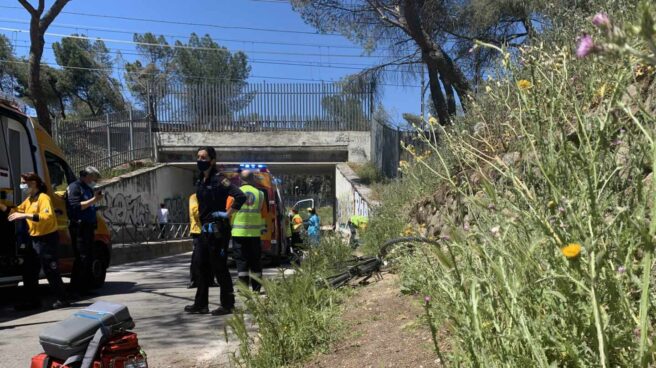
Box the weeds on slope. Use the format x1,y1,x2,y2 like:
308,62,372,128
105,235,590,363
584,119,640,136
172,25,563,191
227,236,352,368
375,4,656,367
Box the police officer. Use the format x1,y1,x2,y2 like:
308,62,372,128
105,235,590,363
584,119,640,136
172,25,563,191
185,146,246,315
231,170,266,293
0,173,69,310
66,166,103,291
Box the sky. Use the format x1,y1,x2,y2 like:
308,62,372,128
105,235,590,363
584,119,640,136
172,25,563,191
0,0,425,124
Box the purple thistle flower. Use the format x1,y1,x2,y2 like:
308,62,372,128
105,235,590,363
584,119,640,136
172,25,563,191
576,34,596,58
424,296,431,304
617,265,626,274
592,12,611,28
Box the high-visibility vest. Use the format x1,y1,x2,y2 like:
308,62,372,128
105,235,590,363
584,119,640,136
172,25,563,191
189,194,201,235
350,215,368,230
231,185,265,237
292,214,303,232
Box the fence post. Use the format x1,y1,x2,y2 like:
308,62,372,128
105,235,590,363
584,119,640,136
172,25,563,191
128,108,135,162
106,113,112,169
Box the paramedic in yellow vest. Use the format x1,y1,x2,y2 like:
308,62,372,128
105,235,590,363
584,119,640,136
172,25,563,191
232,170,267,292
187,193,201,288
290,209,303,246
0,173,69,310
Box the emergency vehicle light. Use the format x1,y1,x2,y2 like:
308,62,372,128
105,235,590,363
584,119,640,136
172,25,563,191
240,163,267,169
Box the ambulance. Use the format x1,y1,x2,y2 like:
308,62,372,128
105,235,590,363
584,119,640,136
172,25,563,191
0,97,112,288
220,164,290,264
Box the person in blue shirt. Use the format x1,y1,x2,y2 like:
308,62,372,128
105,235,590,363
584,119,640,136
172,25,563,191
305,208,321,245
66,166,103,291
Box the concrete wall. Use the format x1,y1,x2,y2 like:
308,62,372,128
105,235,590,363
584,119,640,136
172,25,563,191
335,163,379,233
97,164,196,242
157,131,371,163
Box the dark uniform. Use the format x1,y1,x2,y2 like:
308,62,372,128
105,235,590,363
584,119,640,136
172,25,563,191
193,168,246,312
66,180,97,290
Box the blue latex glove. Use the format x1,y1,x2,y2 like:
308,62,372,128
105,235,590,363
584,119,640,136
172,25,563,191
212,211,229,219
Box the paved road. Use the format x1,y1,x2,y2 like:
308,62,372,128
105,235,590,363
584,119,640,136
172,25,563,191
0,252,278,368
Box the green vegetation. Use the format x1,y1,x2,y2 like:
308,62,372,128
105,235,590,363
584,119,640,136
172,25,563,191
227,236,352,367
349,162,386,185
360,3,656,366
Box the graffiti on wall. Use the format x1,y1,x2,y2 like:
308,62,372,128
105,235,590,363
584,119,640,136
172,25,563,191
336,185,370,231
102,193,152,225
163,196,187,223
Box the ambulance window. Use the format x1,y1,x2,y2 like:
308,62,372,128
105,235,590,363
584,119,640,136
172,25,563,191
5,117,35,202
45,151,76,192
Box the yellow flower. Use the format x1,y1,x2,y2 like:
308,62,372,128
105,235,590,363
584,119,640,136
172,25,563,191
596,83,607,98
547,200,556,209
399,160,409,168
561,243,582,259
485,85,493,93
517,79,533,91
428,116,438,127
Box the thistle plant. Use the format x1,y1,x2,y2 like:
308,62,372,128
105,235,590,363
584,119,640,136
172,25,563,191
392,2,656,366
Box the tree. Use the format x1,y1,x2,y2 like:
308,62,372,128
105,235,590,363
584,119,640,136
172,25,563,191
13,63,70,119
0,35,17,93
53,36,125,116
18,0,71,133
291,1,548,125
124,33,175,122
173,33,252,123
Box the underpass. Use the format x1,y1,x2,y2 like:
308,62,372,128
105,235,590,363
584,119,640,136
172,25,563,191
0,252,284,368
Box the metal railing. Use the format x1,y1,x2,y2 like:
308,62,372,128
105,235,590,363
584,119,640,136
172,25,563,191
149,81,373,132
108,222,191,245
53,110,154,173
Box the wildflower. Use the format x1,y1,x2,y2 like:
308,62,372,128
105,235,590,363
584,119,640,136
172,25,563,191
490,225,501,237
547,200,557,209
487,203,497,210
516,79,533,91
561,243,582,259
596,83,607,98
576,34,597,58
617,265,626,274
463,222,470,232
592,12,611,28
485,85,493,93
439,234,450,241
428,116,438,127
424,296,431,304
558,207,566,214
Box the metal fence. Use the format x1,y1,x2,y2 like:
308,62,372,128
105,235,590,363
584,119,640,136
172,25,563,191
53,110,154,173
370,118,421,178
108,222,191,245
149,81,373,132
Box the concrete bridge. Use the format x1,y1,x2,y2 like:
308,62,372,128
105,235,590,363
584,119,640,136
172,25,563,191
156,130,371,163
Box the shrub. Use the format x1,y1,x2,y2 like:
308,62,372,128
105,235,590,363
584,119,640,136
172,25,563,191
372,4,656,366
227,236,352,367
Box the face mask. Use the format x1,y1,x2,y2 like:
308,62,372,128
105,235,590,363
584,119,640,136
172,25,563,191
197,160,211,172
19,183,29,195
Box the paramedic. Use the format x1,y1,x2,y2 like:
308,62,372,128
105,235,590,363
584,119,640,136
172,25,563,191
0,173,70,310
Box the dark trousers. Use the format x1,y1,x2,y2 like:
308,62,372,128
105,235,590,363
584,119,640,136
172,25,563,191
192,232,234,309
291,232,302,246
23,231,67,302
233,237,262,292
190,235,200,283
70,222,95,290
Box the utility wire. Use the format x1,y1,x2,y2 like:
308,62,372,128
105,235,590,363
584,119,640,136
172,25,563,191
0,18,366,50
9,43,420,74
0,59,422,87
0,27,387,58
0,4,345,37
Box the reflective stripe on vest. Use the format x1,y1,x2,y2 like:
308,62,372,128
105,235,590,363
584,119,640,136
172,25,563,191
231,185,265,237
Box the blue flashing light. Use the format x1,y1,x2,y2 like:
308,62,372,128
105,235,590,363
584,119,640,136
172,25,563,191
239,163,267,170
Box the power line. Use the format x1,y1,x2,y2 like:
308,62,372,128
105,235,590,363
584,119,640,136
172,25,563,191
0,18,366,50
9,43,419,75
0,27,387,58
0,59,422,87
0,4,344,37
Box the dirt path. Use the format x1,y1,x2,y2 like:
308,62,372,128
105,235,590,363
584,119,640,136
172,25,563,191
305,273,441,368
